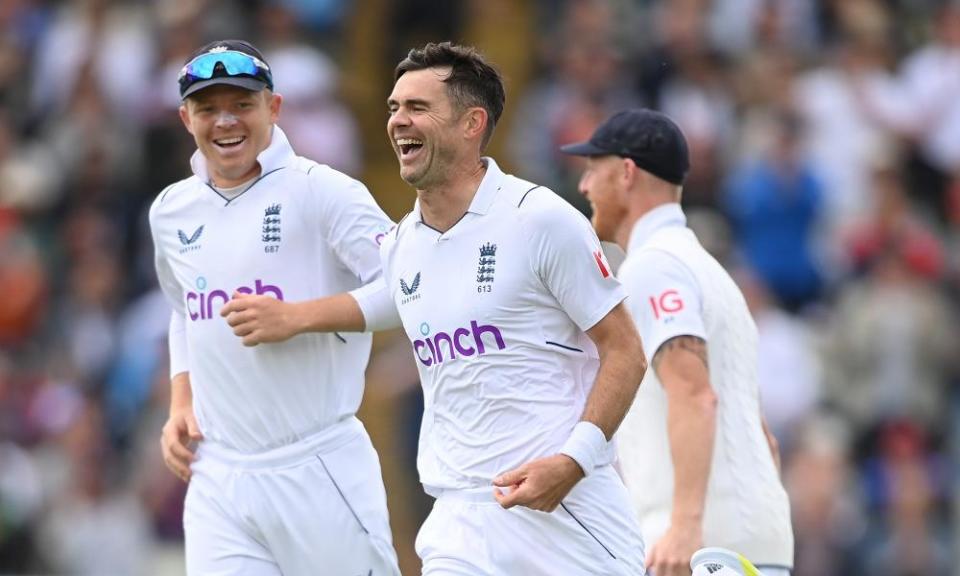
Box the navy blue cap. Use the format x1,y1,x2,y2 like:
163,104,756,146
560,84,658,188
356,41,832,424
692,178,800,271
561,109,690,185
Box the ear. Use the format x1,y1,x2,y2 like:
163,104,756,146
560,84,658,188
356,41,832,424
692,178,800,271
621,157,638,186
463,107,488,141
179,104,193,135
268,92,283,123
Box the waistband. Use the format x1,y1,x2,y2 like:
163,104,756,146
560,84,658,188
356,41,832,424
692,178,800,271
197,416,364,469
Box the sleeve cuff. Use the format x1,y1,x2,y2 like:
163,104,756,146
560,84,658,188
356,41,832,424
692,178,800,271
349,278,401,332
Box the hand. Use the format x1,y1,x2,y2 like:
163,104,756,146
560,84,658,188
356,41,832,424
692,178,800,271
160,407,203,483
221,292,299,346
492,454,584,512
645,522,702,576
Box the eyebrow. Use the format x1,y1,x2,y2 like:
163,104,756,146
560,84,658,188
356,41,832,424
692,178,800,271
387,97,431,108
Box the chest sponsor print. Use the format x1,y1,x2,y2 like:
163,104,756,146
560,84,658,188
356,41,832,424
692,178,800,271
177,225,204,254
400,272,421,304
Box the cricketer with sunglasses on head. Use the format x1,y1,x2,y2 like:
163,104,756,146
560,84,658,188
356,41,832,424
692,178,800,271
148,39,401,575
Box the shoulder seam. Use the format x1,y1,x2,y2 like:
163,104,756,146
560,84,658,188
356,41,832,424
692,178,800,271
517,185,542,208
394,212,411,239
158,182,177,203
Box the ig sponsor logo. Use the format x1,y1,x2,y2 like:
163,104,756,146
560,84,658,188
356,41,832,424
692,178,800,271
649,289,684,320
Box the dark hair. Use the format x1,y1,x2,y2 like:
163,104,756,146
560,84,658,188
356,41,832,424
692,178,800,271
395,42,505,149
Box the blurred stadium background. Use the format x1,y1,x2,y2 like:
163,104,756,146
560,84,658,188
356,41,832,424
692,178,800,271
1,0,959,574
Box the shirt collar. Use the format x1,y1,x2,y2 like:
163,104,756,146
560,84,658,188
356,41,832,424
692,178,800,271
412,157,505,223
189,125,295,183
627,203,687,253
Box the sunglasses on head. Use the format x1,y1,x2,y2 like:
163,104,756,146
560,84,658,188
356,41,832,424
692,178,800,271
178,50,273,94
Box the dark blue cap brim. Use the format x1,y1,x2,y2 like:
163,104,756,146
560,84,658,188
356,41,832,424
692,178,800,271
559,141,611,156
182,76,268,99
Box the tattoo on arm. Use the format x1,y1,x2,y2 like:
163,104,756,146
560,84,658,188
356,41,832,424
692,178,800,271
652,335,708,372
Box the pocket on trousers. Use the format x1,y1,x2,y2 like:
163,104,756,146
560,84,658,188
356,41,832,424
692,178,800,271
315,432,391,541
559,501,618,561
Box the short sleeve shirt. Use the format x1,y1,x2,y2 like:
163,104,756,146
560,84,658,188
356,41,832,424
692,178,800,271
378,158,625,492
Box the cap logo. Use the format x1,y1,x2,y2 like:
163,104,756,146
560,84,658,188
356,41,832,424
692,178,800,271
210,46,229,53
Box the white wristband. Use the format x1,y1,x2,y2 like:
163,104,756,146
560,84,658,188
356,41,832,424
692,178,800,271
559,421,608,476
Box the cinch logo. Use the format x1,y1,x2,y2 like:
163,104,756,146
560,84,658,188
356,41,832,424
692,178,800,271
185,277,284,321
413,320,506,366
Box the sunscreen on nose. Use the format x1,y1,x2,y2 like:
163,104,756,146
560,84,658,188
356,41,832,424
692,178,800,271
216,111,239,125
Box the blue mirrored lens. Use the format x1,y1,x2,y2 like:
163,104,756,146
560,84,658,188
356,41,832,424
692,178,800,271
179,51,273,92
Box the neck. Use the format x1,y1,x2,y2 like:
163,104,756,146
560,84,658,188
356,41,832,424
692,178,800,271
417,158,487,232
211,164,262,188
618,196,676,250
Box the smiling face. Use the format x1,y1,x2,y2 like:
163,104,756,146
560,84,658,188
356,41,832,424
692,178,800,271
578,155,630,243
386,67,468,190
179,84,281,187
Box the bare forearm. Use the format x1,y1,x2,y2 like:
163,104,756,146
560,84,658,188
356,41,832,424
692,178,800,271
655,335,716,527
583,304,646,439
666,384,716,525
291,293,367,333
583,346,645,438
170,371,193,414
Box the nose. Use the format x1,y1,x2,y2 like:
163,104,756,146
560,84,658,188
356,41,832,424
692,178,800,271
215,111,239,128
578,173,590,198
387,107,410,133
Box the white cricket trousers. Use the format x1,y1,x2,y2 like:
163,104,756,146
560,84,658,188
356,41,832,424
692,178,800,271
184,416,400,576
416,464,646,575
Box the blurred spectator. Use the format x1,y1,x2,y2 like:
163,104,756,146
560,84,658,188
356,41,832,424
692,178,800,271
0,440,42,571
261,1,362,176
786,413,866,576
708,0,820,58
29,0,154,123
0,209,46,348
859,421,953,576
36,397,151,575
0,354,42,572
858,2,960,226
657,46,735,208
737,267,820,449
276,0,352,36
724,109,824,312
510,0,641,214
41,59,143,211
820,215,959,437
793,1,893,272
845,159,946,281
103,288,170,444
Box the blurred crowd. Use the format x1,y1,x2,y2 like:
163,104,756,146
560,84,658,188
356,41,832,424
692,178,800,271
1,0,959,574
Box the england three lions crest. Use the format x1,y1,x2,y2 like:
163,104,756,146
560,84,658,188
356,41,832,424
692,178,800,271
262,203,281,253
477,242,496,292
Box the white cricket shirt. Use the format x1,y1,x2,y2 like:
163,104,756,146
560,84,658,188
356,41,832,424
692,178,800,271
149,126,392,453
372,158,625,494
616,203,794,568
